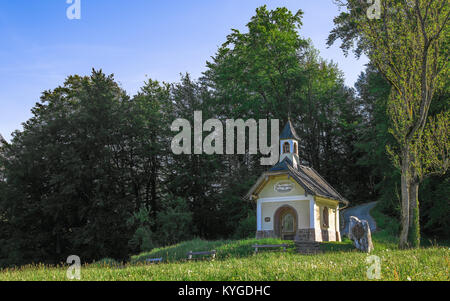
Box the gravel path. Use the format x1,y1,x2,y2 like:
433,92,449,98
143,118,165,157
341,201,378,235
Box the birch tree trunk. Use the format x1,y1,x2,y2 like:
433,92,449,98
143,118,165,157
329,0,449,249
399,149,411,248
408,178,420,247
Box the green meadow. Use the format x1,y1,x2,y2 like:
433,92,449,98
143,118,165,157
0,240,447,281
0,208,448,281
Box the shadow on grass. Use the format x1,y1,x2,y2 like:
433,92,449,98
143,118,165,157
130,202,448,266
131,202,430,264
132,236,366,264
319,237,355,253
131,237,296,264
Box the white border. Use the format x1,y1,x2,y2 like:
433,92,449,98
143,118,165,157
257,195,315,231
273,180,294,193
258,195,309,203
257,200,262,231
309,199,315,228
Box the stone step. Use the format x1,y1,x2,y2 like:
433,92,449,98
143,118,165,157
294,240,321,245
294,241,321,244
294,240,322,254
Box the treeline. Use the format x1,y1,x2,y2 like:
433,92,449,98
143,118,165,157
0,6,447,267
355,65,449,240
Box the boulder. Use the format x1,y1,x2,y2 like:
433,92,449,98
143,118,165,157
348,216,374,253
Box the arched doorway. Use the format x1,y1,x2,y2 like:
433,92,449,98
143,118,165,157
274,205,298,240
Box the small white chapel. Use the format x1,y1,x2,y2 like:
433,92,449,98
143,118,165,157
246,120,349,242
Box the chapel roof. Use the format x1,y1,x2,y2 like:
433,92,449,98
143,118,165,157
246,157,348,205
273,157,346,202
279,119,300,140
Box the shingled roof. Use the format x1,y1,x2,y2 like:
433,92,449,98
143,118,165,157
279,119,300,140
246,157,348,205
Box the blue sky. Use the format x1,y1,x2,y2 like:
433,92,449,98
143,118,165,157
0,0,368,141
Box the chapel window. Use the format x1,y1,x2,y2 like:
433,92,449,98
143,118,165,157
283,142,290,154
322,207,329,228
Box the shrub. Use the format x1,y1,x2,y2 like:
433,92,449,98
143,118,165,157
94,258,121,268
233,215,256,239
155,197,193,246
127,206,155,253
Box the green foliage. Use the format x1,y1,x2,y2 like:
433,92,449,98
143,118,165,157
130,237,295,263
420,174,450,240
329,0,449,248
354,65,402,212
94,258,121,268
165,74,227,240
319,237,355,253
232,214,256,239
1,236,448,281
1,208,449,280
127,206,154,253
155,197,193,246
0,5,448,269
408,205,421,248
370,203,400,246
205,5,369,205
205,5,307,121
355,65,449,241
0,70,136,265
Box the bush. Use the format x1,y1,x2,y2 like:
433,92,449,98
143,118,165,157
233,214,256,239
155,197,193,246
127,206,155,253
94,258,121,268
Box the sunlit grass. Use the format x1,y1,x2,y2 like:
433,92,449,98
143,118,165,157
1,207,448,281
0,245,447,281
131,237,295,263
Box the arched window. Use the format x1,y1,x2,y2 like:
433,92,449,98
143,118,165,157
322,207,329,228
283,142,290,153
294,143,298,155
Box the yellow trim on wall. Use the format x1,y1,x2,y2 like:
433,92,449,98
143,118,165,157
258,175,305,199
314,196,339,209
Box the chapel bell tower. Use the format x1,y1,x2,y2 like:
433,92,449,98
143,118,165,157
279,119,300,169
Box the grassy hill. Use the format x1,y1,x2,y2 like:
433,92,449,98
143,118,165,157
0,206,448,281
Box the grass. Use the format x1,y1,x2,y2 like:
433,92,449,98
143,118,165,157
0,206,448,281
0,246,447,281
131,237,294,263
